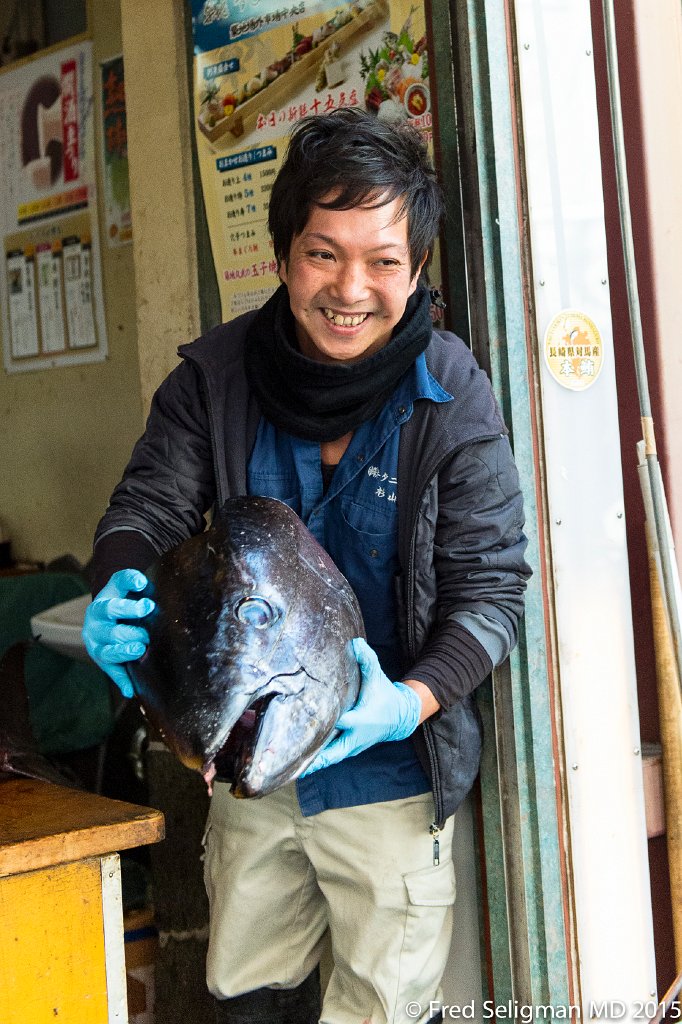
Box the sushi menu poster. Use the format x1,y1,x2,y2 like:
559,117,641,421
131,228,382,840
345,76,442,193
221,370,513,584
190,0,437,320
0,41,108,373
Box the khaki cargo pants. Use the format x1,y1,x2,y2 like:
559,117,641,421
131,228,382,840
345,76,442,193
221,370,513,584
203,782,456,1024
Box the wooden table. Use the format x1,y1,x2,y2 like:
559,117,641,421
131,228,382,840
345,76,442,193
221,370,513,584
0,777,164,1023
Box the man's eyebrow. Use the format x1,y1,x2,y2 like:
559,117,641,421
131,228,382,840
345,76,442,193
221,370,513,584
301,232,408,253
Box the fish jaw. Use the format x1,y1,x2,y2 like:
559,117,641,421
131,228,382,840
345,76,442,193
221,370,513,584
150,639,361,797
200,670,309,792
138,638,302,776
229,640,362,798
230,671,341,798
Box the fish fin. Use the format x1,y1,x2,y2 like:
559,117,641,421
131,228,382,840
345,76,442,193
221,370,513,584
0,641,75,788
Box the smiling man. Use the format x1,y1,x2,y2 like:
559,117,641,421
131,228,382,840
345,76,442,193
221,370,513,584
280,196,423,363
84,109,530,1024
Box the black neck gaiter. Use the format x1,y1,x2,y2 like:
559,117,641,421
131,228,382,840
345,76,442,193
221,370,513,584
243,284,433,442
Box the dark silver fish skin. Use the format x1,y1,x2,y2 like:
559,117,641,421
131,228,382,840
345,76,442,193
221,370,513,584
127,497,364,798
0,641,74,788
0,738,71,788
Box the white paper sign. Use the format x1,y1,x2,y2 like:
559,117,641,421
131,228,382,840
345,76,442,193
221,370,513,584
0,41,108,372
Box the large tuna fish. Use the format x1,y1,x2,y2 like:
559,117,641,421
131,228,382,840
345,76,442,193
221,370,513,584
127,497,364,798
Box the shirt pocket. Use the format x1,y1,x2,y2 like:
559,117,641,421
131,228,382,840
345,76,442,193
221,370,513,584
339,496,395,541
333,497,399,644
248,475,301,516
338,497,397,578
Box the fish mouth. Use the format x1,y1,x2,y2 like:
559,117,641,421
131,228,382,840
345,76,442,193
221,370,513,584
204,692,277,794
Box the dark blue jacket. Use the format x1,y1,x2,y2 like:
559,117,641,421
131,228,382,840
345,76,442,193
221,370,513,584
94,311,530,825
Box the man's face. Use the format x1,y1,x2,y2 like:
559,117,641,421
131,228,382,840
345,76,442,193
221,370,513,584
279,195,425,365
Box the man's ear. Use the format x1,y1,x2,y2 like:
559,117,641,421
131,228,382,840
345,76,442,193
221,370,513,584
278,260,288,285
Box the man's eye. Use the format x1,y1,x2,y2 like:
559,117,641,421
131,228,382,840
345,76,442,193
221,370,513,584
309,250,334,260
375,259,400,267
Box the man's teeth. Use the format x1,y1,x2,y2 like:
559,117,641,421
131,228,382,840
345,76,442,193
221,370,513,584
323,308,369,327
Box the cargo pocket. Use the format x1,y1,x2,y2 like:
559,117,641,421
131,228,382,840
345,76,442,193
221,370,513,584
403,860,456,907
397,859,457,1009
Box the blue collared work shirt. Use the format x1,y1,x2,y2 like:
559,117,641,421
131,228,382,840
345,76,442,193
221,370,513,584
247,353,452,815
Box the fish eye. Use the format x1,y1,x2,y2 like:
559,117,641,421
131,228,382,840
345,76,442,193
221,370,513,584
235,596,276,628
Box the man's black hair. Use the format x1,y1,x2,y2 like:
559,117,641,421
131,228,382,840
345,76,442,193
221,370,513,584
268,108,444,279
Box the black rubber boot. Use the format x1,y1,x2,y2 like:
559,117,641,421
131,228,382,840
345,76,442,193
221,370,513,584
213,966,321,1023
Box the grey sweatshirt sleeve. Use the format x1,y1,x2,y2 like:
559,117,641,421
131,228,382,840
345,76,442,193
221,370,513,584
406,436,531,707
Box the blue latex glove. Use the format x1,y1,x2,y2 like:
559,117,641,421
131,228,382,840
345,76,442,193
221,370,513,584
300,637,422,776
82,569,155,698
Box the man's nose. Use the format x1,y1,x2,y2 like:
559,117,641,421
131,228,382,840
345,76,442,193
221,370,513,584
329,261,370,305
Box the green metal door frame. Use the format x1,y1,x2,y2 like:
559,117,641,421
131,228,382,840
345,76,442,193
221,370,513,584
428,0,575,1007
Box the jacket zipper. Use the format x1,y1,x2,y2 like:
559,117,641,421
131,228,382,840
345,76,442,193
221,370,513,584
406,433,501,831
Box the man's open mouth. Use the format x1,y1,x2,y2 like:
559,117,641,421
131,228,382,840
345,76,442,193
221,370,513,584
322,308,370,327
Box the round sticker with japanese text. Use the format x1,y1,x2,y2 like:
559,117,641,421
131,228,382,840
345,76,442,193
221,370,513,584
543,310,604,391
